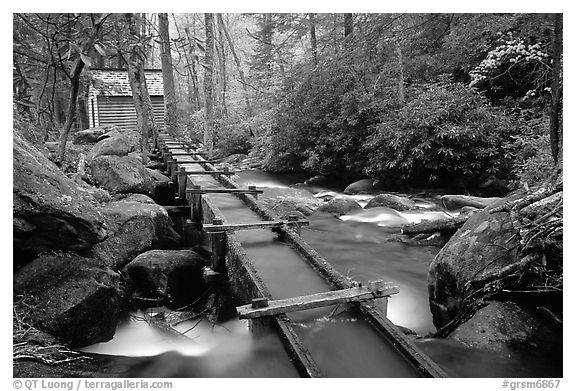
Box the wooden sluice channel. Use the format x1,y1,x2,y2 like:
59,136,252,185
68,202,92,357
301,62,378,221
155,134,448,378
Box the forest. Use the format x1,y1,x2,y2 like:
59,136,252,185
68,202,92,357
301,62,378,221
12,13,563,379
13,13,562,192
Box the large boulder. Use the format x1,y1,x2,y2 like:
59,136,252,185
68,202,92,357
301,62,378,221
90,155,156,196
344,178,375,194
97,128,141,150
70,175,112,204
13,130,107,265
317,197,362,216
258,187,322,218
13,252,124,347
89,194,181,270
73,126,120,145
448,301,561,352
86,132,132,163
304,174,331,186
364,193,416,211
221,153,247,165
147,168,170,186
123,250,208,308
427,195,522,329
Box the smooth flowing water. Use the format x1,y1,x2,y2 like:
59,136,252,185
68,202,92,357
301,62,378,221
237,170,444,334
187,170,422,377
82,167,560,377
235,170,563,378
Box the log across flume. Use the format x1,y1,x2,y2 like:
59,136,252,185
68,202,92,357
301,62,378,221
154,133,448,378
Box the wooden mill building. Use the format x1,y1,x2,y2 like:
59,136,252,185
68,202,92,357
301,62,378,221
88,68,165,130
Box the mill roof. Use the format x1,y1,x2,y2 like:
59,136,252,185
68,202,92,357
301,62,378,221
89,68,164,96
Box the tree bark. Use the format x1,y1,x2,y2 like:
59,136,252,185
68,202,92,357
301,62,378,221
158,13,178,137
203,13,215,158
124,13,157,163
56,57,84,163
217,14,252,116
77,79,90,130
309,13,318,65
344,13,353,37
216,14,228,117
550,13,563,165
184,26,201,111
53,93,64,127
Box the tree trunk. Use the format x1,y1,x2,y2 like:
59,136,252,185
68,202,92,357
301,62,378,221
550,13,563,165
217,14,252,116
216,14,228,117
77,80,90,130
344,13,353,37
396,40,406,106
56,57,84,163
184,26,202,111
203,13,215,158
158,13,178,137
309,13,318,65
124,13,157,163
53,93,64,127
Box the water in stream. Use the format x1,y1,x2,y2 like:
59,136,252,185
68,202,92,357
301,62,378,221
82,168,561,378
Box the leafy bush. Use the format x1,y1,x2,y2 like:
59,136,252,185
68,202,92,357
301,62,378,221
364,82,517,187
214,123,252,158
186,109,205,144
469,37,551,104
506,114,555,187
263,61,389,176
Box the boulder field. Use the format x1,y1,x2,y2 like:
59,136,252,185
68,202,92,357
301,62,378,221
13,127,208,352
13,130,107,265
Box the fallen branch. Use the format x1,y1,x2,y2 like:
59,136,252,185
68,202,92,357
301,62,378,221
401,212,476,235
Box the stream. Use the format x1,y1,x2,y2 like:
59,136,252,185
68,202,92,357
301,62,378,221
81,169,561,378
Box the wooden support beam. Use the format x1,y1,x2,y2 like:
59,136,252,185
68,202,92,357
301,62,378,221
237,281,399,319
193,159,221,164
163,142,186,146
160,145,169,159
186,187,263,195
176,169,188,200
185,170,234,176
210,218,227,273
169,152,210,158
187,185,203,223
170,161,178,182
286,214,301,234
202,219,309,232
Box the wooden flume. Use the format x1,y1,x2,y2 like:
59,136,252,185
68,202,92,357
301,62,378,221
153,134,448,378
